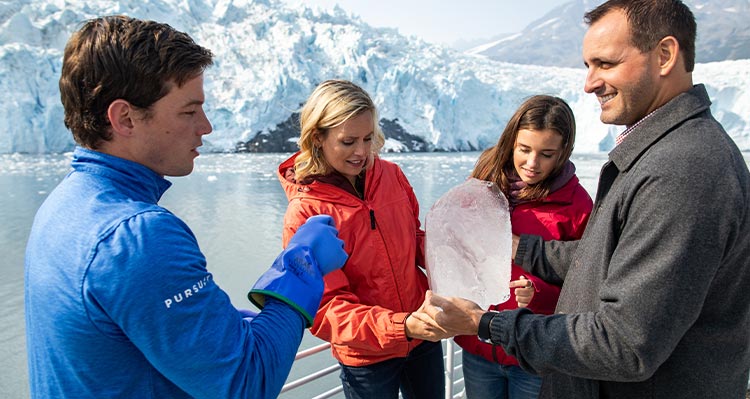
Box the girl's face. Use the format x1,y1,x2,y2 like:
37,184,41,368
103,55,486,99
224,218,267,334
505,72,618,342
513,128,564,185
317,110,374,185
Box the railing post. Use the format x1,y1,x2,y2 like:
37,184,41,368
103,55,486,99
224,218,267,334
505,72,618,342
445,339,454,399
283,339,464,398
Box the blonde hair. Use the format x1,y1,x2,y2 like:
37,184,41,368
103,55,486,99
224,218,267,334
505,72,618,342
294,80,385,181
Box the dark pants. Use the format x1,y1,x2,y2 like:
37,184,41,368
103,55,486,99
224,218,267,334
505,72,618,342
339,340,445,399
462,350,542,399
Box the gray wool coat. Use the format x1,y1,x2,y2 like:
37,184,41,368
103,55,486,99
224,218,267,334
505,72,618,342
490,84,750,398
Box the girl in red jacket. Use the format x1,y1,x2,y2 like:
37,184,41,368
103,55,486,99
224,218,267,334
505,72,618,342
454,95,593,399
277,80,447,399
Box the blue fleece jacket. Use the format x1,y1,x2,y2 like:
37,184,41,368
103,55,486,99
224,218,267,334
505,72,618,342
25,147,304,398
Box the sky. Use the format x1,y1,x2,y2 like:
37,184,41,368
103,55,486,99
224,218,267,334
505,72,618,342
283,0,571,48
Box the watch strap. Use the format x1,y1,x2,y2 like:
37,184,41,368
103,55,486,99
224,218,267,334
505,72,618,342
478,311,497,342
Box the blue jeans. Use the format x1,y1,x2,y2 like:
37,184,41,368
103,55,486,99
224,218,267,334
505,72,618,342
339,340,445,399
462,350,542,399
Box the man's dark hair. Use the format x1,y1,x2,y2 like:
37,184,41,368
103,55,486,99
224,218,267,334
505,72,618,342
59,15,214,149
584,0,696,72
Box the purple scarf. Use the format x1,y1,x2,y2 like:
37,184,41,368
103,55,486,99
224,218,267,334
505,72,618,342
507,160,576,211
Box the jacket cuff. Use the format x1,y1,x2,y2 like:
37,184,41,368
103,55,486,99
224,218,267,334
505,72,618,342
488,307,532,345
514,234,531,265
478,311,498,343
393,311,411,340
514,234,544,267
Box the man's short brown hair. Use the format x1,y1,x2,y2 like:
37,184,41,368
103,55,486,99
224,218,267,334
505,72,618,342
59,15,213,148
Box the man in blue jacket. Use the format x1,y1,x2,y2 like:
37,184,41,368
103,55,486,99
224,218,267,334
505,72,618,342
419,1,750,398
24,15,348,399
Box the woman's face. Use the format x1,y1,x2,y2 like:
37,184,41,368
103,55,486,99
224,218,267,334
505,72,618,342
513,128,563,185
317,110,374,185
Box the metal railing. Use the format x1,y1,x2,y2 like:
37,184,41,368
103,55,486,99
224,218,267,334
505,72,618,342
281,339,465,399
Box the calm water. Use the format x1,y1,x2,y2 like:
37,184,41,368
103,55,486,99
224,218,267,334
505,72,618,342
1,151,745,397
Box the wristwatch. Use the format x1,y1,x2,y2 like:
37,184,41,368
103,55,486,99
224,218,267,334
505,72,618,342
478,311,497,343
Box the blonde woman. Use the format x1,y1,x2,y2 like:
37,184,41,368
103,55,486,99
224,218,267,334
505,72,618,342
277,79,446,399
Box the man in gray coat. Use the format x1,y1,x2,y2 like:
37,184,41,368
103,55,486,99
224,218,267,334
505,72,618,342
418,1,750,397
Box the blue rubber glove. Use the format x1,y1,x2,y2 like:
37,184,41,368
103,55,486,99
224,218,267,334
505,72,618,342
289,215,348,275
248,215,348,327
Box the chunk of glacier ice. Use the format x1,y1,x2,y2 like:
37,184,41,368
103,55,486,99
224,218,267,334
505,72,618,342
425,178,512,309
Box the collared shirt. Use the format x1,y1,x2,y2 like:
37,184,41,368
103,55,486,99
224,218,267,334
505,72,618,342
615,108,660,146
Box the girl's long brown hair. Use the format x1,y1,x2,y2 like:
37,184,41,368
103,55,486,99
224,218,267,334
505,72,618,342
471,95,576,201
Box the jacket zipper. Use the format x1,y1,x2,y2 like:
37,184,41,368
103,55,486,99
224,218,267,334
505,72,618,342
369,209,376,230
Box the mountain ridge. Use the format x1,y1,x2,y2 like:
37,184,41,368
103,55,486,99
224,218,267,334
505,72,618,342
0,0,748,154
469,0,750,68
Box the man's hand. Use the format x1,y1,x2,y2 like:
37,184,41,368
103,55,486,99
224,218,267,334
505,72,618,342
247,214,348,327
412,290,485,337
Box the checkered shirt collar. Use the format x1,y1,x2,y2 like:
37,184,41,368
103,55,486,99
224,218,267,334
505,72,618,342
615,107,661,146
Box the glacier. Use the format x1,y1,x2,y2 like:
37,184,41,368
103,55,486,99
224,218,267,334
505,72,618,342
1,0,748,154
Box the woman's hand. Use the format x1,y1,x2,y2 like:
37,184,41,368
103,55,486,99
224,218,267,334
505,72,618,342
404,310,452,342
412,290,485,337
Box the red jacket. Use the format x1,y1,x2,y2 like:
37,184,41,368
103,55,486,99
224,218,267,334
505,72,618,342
454,175,593,366
278,152,428,366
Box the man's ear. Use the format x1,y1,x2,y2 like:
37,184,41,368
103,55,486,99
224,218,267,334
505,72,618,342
657,35,681,76
107,99,136,137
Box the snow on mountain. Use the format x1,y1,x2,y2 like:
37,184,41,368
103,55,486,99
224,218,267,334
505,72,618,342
692,0,750,61
465,0,592,68
469,0,750,68
0,0,748,154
